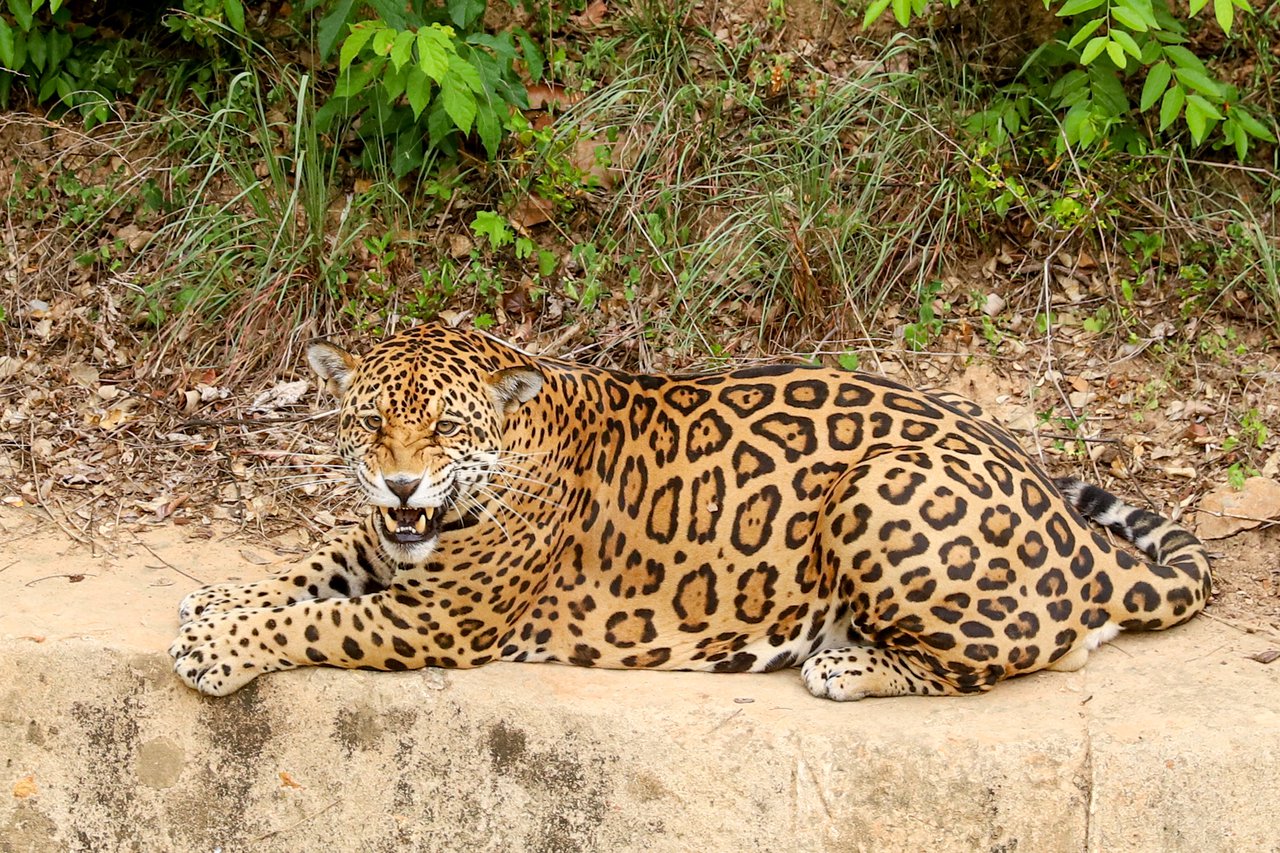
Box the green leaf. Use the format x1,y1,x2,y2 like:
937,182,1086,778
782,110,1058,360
416,26,453,83
339,23,377,71
391,131,424,177
37,72,58,102
372,27,396,57
8,0,32,32
861,0,891,27
1213,0,1233,32
1111,29,1141,58
331,58,381,99
381,61,408,102
1057,0,1106,15
1224,118,1247,160
1110,5,1148,30
1189,0,1209,11
471,211,512,248
516,29,543,83
223,0,246,34
1106,40,1127,68
26,25,43,71
447,0,485,28
1067,17,1105,48
1080,35,1108,64
0,20,13,69
405,66,432,118
1159,83,1184,129
1062,101,1090,143
1163,45,1206,71
1140,61,1172,110
1173,65,1223,97
891,0,912,26
440,72,477,134
448,54,484,93
426,99,455,147
1185,92,1223,121
390,29,415,71
48,29,69,67
316,0,355,60
475,102,500,158
1184,95,1210,142
1232,106,1277,142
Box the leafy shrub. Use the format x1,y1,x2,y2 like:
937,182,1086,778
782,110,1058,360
0,0,133,127
868,0,1276,158
318,0,542,174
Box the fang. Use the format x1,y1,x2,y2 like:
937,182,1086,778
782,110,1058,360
414,513,427,534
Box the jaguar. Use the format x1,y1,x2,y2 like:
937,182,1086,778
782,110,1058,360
171,324,1212,699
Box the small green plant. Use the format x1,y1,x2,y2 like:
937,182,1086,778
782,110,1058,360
1082,306,1111,333
1238,407,1269,449
903,279,949,351
565,241,608,310
837,352,860,371
1226,461,1256,490
471,210,514,250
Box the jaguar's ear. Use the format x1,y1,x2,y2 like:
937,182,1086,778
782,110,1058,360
487,366,544,414
308,341,359,398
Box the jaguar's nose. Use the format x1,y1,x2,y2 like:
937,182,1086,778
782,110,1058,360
386,476,422,504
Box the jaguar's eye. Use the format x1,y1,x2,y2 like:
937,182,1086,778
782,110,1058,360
435,419,463,437
359,413,383,431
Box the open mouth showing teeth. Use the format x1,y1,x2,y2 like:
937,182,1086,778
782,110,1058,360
378,505,441,544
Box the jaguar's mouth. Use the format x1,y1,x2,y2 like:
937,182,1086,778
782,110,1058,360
377,505,441,545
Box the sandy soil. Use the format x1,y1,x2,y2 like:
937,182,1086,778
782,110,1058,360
0,507,281,651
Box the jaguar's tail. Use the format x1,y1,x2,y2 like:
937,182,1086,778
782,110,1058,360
1054,476,1213,631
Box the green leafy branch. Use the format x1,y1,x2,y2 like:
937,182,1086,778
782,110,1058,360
865,0,1276,159
320,1,541,174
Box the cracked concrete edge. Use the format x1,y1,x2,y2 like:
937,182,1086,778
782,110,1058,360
2,616,1279,853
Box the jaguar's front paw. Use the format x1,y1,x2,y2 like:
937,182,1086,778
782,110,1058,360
177,583,247,623
169,612,293,696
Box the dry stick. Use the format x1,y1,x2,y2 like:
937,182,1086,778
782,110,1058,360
25,573,95,587
133,536,206,586
1198,610,1280,644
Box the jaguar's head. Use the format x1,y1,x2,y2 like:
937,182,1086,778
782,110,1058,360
308,328,543,562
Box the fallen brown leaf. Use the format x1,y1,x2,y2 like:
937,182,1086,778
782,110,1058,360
1196,477,1280,540
524,83,582,111
1247,649,1279,665
571,0,607,26
12,775,37,798
509,193,556,231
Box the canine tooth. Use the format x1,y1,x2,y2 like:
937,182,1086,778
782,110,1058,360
414,512,427,534
423,506,435,520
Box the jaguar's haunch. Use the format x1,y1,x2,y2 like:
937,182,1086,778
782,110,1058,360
170,324,1212,698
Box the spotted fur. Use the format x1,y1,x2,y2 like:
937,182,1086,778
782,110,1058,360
171,325,1212,698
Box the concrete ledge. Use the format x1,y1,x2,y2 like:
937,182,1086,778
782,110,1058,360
3,525,1279,851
